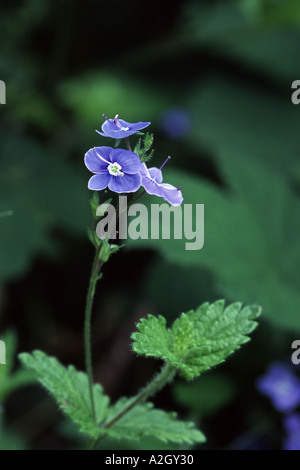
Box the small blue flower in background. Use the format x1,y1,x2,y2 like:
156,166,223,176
256,362,300,412
159,108,191,140
140,158,183,206
283,414,300,450
84,146,142,193
96,114,151,139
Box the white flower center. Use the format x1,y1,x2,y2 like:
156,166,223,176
107,162,124,177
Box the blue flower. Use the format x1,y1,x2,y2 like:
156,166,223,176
159,108,191,140
96,114,151,139
84,146,142,193
140,158,183,206
256,362,300,412
283,414,300,450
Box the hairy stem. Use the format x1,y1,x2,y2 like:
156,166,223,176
84,244,104,422
89,361,176,449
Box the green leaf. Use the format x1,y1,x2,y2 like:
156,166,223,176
132,315,173,361
133,133,154,162
143,133,154,151
19,350,204,446
18,350,109,439
141,149,154,164
90,191,100,218
87,226,98,247
99,238,123,263
133,137,142,156
140,133,154,163
131,300,261,380
99,399,205,445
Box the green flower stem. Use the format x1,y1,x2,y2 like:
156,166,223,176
84,243,104,423
85,192,124,422
89,361,176,449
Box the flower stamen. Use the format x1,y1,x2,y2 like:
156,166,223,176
153,156,171,182
94,147,111,165
107,162,124,177
102,113,130,132
159,155,171,171
114,114,130,131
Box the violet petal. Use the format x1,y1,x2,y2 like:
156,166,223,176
84,146,113,172
108,173,142,193
88,173,111,190
110,149,141,174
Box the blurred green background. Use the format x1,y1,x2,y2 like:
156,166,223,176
0,0,300,450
